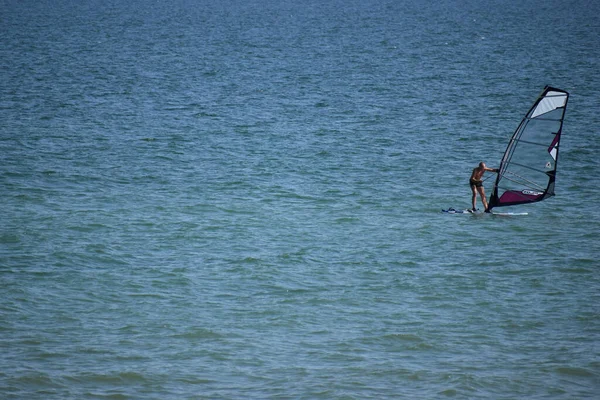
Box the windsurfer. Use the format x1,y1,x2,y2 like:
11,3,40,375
470,162,498,212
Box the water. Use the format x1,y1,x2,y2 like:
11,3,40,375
1,0,599,398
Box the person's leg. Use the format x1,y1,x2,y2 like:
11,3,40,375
471,185,477,210
477,186,488,211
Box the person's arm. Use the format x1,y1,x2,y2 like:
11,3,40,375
485,167,499,173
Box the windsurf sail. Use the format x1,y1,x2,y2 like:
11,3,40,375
488,86,569,210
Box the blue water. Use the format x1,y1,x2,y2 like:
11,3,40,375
2,0,599,398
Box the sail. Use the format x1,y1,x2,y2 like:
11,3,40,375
488,86,569,210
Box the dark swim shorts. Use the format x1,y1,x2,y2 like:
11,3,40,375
470,178,483,188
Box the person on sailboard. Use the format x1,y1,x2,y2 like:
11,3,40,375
470,162,498,212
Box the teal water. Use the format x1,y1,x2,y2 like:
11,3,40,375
1,0,599,398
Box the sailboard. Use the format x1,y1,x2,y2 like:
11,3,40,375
488,86,569,211
443,86,569,215
441,208,528,216
441,208,475,214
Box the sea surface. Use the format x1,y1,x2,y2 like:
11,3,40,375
1,0,599,398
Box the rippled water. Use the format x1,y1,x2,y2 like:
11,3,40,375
1,0,599,398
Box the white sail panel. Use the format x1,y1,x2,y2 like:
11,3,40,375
530,90,568,118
